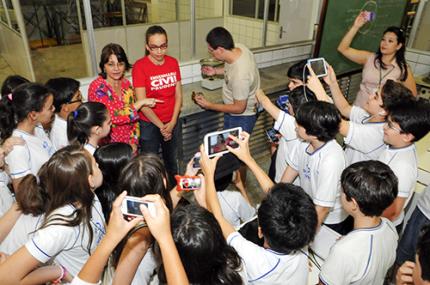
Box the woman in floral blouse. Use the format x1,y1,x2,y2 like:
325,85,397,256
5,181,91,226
88,43,161,152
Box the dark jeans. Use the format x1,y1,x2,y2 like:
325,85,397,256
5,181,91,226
223,113,257,134
396,207,430,265
140,120,178,187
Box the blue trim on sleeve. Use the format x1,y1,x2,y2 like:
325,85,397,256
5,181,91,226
249,258,281,282
31,239,52,258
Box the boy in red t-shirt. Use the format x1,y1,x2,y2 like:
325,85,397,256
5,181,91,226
132,25,182,185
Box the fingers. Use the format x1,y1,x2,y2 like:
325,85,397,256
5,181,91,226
112,191,127,208
154,99,164,103
306,63,317,77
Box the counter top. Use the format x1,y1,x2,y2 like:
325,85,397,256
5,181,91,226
180,62,293,117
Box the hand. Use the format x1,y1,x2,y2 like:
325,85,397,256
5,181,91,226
106,191,144,244
161,121,176,141
201,66,216,76
199,144,220,178
1,137,25,154
184,155,199,176
353,11,369,29
140,194,171,243
306,64,326,95
395,261,415,285
322,64,338,87
142,98,164,108
193,174,207,208
225,131,253,163
194,95,212,110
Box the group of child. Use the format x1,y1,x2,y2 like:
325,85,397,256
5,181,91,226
0,26,430,285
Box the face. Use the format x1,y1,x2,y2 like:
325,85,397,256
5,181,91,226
340,192,354,214
146,33,168,63
90,155,103,190
286,102,294,116
104,54,126,82
208,44,223,61
295,123,309,141
365,89,384,116
380,32,402,56
383,117,404,146
37,95,55,125
100,112,112,138
288,78,303,91
64,90,83,113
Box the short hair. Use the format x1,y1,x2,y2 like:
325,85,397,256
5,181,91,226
341,160,398,216
417,225,430,281
288,86,316,114
206,27,235,50
45,77,80,112
381,80,414,112
389,97,430,142
295,101,341,142
1,75,29,97
98,43,131,79
287,59,309,80
258,183,317,252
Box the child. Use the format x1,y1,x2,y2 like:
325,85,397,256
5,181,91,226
319,160,398,285
0,145,105,283
1,83,56,191
307,64,414,166
200,135,318,284
379,98,430,231
257,87,316,183
1,75,29,98
67,102,111,155
46,77,82,150
396,225,430,285
281,101,350,233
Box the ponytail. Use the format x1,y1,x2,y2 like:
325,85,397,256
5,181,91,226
16,173,48,216
67,102,107,145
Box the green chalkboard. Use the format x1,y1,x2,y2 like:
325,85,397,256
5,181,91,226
315,0,408,76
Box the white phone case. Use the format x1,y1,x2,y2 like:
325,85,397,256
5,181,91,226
203,127,242,158
121,196,156,217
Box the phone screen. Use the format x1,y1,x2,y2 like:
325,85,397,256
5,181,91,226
207,129,240,156
266,128,279,143
126,200,148,216
309,59,326,76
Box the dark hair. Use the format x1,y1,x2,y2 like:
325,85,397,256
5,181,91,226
1,75,29,97
15,173,48,216
94,143,133,222
288,86,316,114
417,225,430,281
375,27,408,81
287,59,309,80
166,204,243,285
45,77,80,112
23,145,96,254
388,97,430,142
295,101,341,142
145,25,168,56
258,184,317,252
341,160,398,216
206,27,235,50
67,102,108,145
99,43,131,79
381,79,414,112
0,83,52,143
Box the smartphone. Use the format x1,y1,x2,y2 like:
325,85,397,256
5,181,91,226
192,152,201,169
204,127,242,158
307,58,328,78
121,196,156,218
276,94,289,112
175,175,202,191
364,11,376,21
265,128,280,143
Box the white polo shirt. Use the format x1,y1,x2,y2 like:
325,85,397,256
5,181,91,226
6,126,55,179
0,171,13,216
378,144,417,226
227,231,308,284
344,106,385,166
50,114,69,150
217,190,256,227
417,185,430,220
290,140,348,224
320,218,398,285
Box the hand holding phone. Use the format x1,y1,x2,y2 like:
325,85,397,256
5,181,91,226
121,196,156,218
266,128,280,143
307,58,328,78
204,127,242,158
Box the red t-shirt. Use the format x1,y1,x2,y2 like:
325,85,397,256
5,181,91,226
132,55,181,123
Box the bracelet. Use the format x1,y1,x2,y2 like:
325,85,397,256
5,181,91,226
52,265,67,284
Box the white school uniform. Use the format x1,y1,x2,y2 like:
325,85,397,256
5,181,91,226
50,115,69,150
291,140,348,224
0,171,13,216
131,248,159,285
84,143,97,156
319,218,398,285
227,231,308,284
0,214,43,254
417,185,430,220
217,191,256,227
25,198,105,276
5,125,55,179
378,144,417,226
273,111,300,184
344,106,385,165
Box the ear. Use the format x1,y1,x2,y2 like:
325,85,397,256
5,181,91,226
91,125,102,136
401,132,414,143
61,104,69,114
28,110,38,122
350,197,360,212
257,225,263,239
88,174,96,189
145,44,150,53
396,42,403,51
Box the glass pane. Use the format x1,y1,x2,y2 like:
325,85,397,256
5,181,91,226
232,0,256,18
5,0,19,32
79,0,123,29
196,0,223,19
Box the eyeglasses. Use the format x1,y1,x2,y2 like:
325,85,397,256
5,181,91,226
68,91,83,104
385,120,403,133
148,43,168,51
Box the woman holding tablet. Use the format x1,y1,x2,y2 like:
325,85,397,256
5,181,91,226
338,11,417,107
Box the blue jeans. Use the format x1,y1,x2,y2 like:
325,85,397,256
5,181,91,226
140,120,178,187
396,207,430,265
223,113,257,134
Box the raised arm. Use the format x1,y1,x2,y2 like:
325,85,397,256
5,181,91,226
255,89,280,120
337,11,373,65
